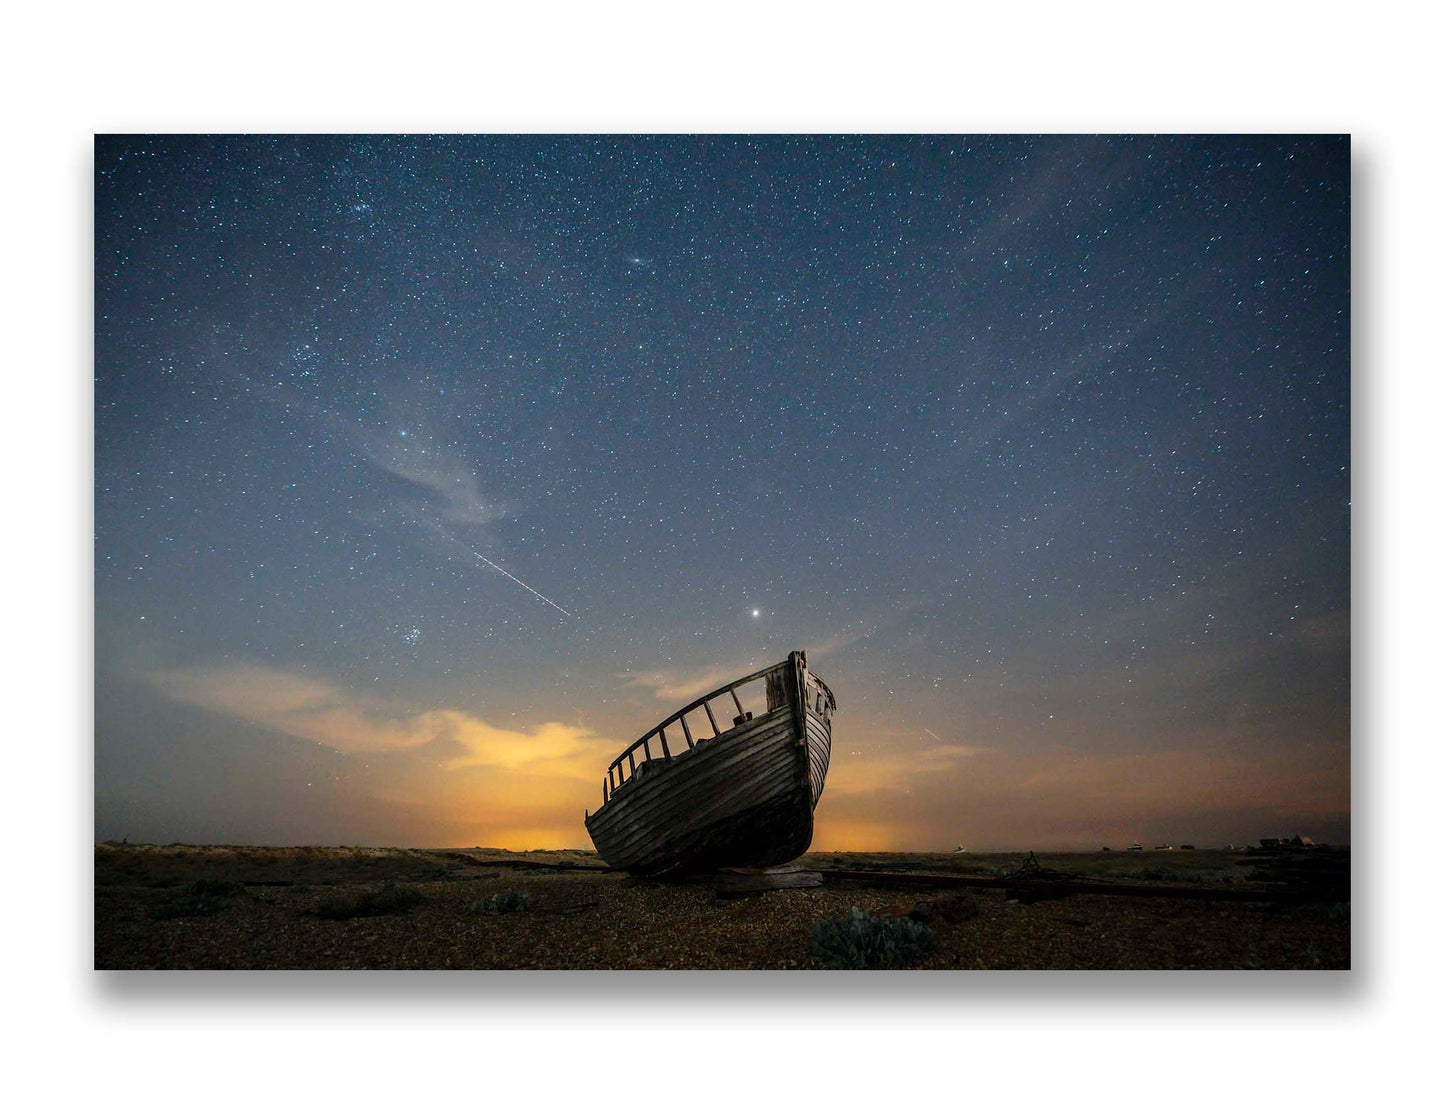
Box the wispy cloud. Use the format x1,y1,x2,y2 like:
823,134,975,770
621,635,865,703
621,662,753,703
826,741,989,797
193,340,512,533
329,405,581,615
816,738,1349,852
192,345,569,618
337,407,582,616
349,417,507,529
148,663,597,775
809,632,865,660
960,138,1149,260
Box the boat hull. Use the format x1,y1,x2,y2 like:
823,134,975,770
585,654,833,876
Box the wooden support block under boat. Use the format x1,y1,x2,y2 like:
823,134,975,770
714,865,825,897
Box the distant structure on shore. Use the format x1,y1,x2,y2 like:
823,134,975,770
1259,834,1317,851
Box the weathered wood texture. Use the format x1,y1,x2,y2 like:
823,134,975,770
585,652,835,876
800,668,835,809
804,708,831,809
586,707,808,873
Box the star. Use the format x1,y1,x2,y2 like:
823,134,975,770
93,134,1350,857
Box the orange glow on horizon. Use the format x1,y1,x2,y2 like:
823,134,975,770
131,657,1350,852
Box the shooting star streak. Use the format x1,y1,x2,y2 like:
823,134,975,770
466,548,573,618
923,727,943,743
422,520,573,618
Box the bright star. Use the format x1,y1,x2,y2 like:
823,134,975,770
752,609,760,617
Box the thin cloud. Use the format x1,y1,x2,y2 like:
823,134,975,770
809,632,865,659
826,741,989,797
350,418,507,529
148,663,596,774
816,740,1349,851
191,337,511,532
621,636,864,703
621,663,753,703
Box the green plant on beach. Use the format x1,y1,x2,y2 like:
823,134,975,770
188,878,246,897
149,879,246,920
314,881,422,919
811,906,938,969
1114,864,1241,885
468,890,531,915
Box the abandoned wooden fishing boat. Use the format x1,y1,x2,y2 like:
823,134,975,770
584,650,836,875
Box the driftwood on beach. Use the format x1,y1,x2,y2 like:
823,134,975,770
821,866,1347,904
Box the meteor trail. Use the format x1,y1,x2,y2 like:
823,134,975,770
465,547,573,618
421,520,573,618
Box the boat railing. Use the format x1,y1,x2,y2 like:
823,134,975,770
598,659,793,808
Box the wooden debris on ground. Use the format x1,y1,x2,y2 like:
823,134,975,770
714,865,825,898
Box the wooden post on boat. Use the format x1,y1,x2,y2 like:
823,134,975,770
730,688,751,725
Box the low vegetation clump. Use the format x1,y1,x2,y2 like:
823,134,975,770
909,893,981,926
150,879,245,920
314,881,422,919
1122,864,1194,882
811,906,938,969
1114,864,1244,885
468,890,531,915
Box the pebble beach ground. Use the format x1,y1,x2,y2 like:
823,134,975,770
94,843,1349,970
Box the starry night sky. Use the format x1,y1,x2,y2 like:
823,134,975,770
95,135,1349,850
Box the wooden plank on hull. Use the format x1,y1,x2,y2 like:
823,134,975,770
804,710,832,808
594,743,806,870
595,762,808,868
591,738,804,866
584,651,837,874
607,791,809,875
589,739,798,852
586,713,797,836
